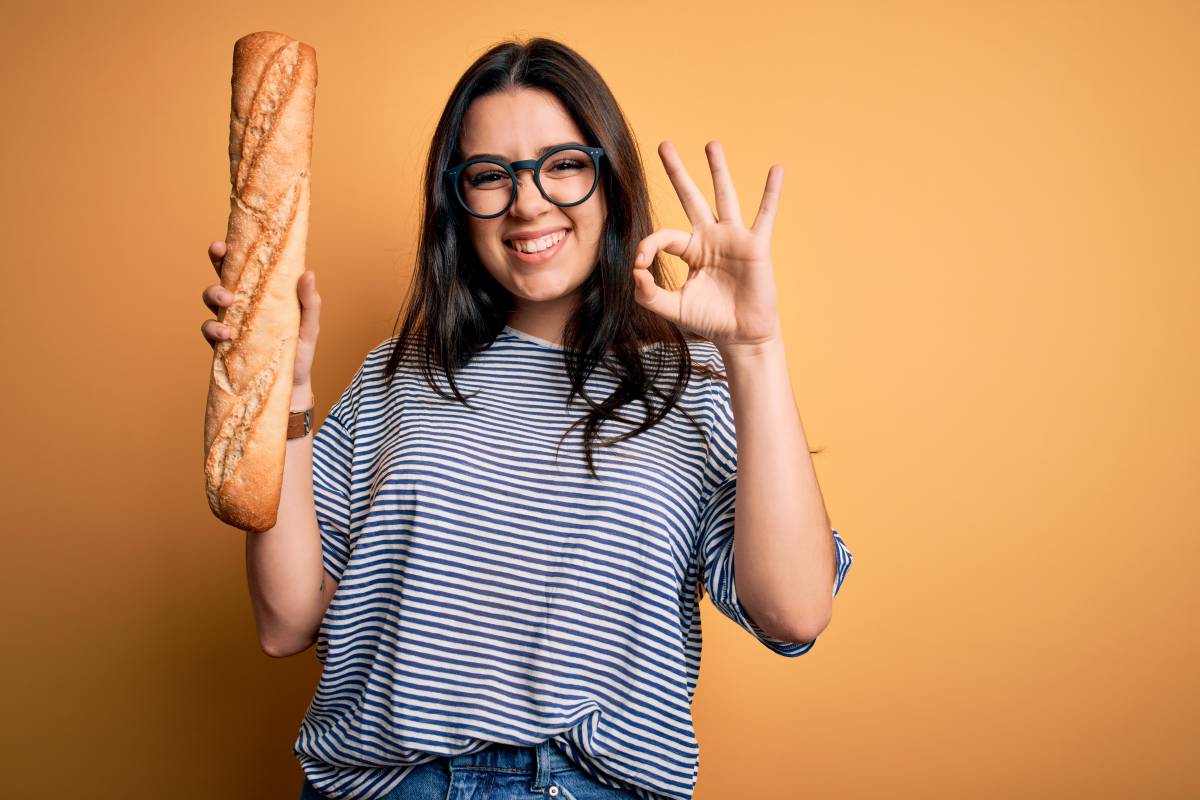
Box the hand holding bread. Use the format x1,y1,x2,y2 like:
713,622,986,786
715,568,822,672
201,241,321,389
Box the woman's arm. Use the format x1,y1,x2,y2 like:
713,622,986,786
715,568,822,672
720,333,835,643
244,382,339,658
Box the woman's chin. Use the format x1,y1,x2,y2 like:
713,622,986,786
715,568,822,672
504,272,585,303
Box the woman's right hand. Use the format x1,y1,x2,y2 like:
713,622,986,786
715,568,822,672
201,240,321,389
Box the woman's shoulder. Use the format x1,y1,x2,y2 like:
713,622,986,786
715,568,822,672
682,335,724,368
345,336,403,385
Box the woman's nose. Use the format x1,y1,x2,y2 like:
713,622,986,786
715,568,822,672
510,169,553,217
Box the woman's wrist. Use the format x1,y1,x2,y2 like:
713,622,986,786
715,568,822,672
291,383,314,411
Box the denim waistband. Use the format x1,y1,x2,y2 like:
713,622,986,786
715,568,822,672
444,739,575,787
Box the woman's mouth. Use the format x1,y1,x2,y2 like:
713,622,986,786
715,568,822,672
504,228,570,264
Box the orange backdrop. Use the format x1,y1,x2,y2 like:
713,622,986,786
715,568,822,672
1,1,1197,798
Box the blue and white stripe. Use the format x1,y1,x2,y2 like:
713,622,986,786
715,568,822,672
292,325,854,800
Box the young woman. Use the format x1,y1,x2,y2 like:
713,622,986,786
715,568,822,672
201,37,852,800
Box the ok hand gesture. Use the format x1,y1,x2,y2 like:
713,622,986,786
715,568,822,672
633,140,785,350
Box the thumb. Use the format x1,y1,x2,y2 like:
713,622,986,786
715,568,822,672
298,271,321,337
632,267,680,325
298,271,319,306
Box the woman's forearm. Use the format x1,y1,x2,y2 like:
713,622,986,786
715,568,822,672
243,382,337,657
719,334,836,642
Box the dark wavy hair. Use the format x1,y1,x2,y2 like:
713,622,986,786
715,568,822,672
383,36,819,477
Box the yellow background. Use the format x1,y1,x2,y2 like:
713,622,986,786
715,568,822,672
1,0,1197,797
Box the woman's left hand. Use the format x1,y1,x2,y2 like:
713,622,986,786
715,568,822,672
632,140,784,350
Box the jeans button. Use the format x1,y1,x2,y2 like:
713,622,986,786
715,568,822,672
549,787,559,797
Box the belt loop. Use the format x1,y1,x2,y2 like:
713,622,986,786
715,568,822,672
531,738,553,790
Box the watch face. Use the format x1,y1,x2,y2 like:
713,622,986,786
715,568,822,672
288,409,312,438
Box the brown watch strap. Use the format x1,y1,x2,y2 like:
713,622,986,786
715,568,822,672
287,407,312,439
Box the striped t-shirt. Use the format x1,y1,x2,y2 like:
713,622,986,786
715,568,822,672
292,324,854,800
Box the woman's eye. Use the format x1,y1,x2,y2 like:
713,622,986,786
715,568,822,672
550,159,584,171
469,171,505,186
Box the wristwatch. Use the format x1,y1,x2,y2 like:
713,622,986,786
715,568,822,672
287,407,313,439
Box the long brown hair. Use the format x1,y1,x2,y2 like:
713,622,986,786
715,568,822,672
383,36,819,477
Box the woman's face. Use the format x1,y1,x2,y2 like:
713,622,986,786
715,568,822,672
458,87,607,318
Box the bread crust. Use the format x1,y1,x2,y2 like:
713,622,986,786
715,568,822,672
204,32,318,533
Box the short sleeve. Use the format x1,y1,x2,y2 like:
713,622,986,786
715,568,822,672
697,474,854,657
311,409,354,584
693,341,854,657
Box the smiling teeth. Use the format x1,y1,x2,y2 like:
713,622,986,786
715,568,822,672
510,229,566,253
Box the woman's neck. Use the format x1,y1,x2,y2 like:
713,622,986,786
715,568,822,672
506,295,579,346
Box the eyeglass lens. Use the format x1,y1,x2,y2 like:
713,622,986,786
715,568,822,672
458,149,596,216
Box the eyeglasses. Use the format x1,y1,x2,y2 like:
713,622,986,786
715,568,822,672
444,143,606,219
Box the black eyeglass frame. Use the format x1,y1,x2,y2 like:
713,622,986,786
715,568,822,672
443,143,607,219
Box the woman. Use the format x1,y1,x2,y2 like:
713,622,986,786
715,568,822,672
200,37,852,800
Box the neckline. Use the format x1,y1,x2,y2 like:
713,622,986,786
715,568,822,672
500,325,665,354
502,324,565,351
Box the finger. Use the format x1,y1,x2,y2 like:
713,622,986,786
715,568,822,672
632,229,692,325
201,319,231,345
750,164,784,238
297,272,321,342
633,228,693,268
202,284,233,315
208,240,226,276
658,141,715,226
631,264,684,326
705,141,744,226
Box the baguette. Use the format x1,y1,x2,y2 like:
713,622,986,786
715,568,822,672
203,31,318,533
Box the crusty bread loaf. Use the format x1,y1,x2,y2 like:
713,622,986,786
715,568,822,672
204,32,318,533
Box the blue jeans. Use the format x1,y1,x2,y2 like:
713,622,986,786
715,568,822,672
299,739,641,799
